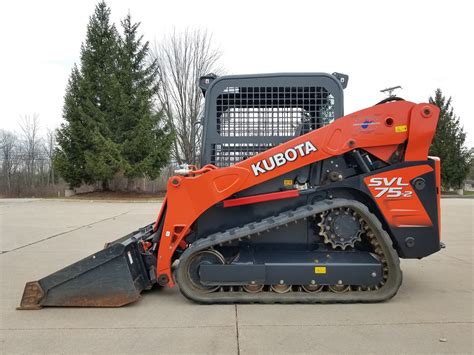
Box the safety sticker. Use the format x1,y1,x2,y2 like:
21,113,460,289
314,266,326,274
395,125,407,133
283,179,293,186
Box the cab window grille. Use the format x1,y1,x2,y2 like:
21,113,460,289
211,143,275,167
216,86,335,137
201,75,343,168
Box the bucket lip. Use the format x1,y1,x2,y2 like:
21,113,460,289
17,281,44,310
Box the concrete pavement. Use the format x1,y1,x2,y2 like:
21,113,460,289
0,198,472,354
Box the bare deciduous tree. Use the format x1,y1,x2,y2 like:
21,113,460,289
44,128,56,186
0,129,19,194
19,114,42,188
152,29,222,164
0,117,64,197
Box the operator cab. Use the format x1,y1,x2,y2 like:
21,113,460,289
199,72,348,167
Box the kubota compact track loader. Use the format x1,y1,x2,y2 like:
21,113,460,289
19,72,443,309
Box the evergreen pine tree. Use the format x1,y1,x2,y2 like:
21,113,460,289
55,65,92,188
55,1,123,189
116,13,172,188
429,89,471,190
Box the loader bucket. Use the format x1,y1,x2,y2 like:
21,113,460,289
18,224,156,310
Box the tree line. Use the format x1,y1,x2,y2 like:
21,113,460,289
0,115,57,196
1,1,222,196
0,1,472,197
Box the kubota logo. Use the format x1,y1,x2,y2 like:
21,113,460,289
367,177,413,198
251,141,318,176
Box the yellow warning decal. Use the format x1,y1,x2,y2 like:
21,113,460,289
314,266,326,274
283,179,293,186
395,125,408,133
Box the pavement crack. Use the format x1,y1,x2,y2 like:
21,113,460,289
1,325,235,331
235,321,473,328
235,305,241,355
0,210,131,255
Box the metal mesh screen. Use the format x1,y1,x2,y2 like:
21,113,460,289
211,143,274,167
206,82,338,167
216,86,335,137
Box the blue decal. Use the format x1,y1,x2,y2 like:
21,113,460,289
361,120,373,129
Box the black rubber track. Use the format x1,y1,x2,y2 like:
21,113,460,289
176,199,402,304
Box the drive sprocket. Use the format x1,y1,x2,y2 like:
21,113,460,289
318,207,363,250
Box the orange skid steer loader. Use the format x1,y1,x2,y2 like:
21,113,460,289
18,73,442,309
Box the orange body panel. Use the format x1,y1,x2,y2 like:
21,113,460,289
405,105,440,161
364,144,399,163
155,101,440,286
363,165,433,227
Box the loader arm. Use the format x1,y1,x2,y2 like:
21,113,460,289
155,101,439,286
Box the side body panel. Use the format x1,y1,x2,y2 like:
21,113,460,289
361,161,441,257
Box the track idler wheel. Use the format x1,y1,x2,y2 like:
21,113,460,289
185,250,225,293
243,284,264,293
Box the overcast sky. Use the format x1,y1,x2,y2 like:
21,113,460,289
1,0,472,146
